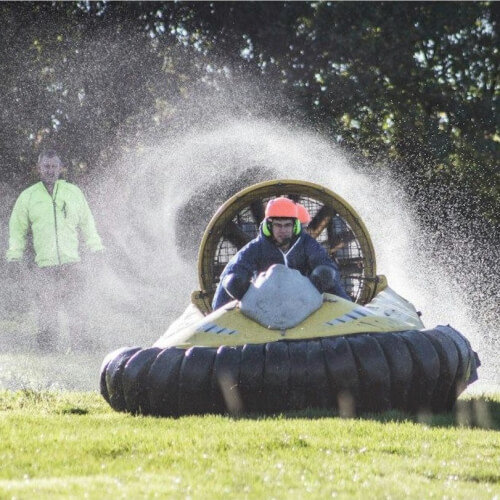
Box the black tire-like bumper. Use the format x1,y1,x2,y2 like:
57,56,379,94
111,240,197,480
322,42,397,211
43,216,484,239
100,326,480,416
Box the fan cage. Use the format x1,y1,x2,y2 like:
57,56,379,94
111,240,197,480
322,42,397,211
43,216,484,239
198,180,377,308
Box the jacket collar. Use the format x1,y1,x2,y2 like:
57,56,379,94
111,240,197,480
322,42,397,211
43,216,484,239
258,222,302,249
38,179,64,197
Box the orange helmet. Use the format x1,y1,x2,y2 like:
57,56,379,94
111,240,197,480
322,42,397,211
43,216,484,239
265,197,298,219
296,203,311,225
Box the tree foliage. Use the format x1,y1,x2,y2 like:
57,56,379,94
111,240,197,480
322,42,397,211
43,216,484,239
0,1,498,223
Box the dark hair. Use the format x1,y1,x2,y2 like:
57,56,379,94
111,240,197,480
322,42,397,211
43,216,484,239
38,149,62,164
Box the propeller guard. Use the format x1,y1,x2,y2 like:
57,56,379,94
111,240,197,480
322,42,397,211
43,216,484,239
196,179,382,313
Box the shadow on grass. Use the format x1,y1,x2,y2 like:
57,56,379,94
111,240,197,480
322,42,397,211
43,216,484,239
4,387,499,430
355,397,500,430
230,396,500,430
141,395,500,430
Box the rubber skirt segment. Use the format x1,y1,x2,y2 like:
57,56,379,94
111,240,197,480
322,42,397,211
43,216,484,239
421,330,459,412
373,333,413,411
240,343,265,413
287,341,309,410
105,347,142,412
435,325,476,397
400,331,441,412
100,347,135,405
347,335,391,413
122,347,162,415
306,340,331,409
264,341,290,413
212,346,243,414
179,347,217,415
321,337,360,416
147,348,185,417
100,326,479,416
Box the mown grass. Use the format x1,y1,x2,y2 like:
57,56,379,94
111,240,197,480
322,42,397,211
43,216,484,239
1,391,499,499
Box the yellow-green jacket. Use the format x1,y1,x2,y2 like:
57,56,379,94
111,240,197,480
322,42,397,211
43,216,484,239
6,180,104,267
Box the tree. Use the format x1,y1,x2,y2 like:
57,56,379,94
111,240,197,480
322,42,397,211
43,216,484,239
1,3,497,223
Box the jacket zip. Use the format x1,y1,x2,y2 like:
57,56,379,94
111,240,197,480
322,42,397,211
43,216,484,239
51,182,61,265
279,236,302,267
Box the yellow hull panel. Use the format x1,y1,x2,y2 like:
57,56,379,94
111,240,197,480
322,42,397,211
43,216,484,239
170,294,420,348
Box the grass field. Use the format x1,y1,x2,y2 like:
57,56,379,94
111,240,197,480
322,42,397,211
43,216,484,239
1,391,499,499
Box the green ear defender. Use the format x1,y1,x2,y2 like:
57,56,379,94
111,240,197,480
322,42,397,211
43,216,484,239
262,218,301,237
293,218,301,235
262,219,272,237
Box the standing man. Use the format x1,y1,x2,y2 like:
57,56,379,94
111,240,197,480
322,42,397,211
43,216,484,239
212,196,351,310
6,150,104,350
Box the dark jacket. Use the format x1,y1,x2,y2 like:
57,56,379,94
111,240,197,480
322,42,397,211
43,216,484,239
212,226,350,309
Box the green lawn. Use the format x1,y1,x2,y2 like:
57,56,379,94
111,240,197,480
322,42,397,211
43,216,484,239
0,391,499,499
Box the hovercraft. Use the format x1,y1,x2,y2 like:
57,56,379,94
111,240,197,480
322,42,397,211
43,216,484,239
100,180,480,416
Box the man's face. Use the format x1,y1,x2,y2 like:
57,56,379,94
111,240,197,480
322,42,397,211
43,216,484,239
38,156,62,184
271,218,294,247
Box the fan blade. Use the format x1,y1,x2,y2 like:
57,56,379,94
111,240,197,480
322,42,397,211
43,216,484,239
222,221,252,250
328,228,356,247
338,257,365,275
308,205,335,239
250,201,266,225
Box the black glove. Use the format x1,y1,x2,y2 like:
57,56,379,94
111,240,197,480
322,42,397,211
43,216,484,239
222,272,250,301
309,265,338,293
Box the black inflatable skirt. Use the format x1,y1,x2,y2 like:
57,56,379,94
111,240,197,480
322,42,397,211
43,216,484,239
100,325,479,417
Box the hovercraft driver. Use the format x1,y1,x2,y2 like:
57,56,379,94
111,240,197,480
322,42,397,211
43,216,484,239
212,197,351,310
